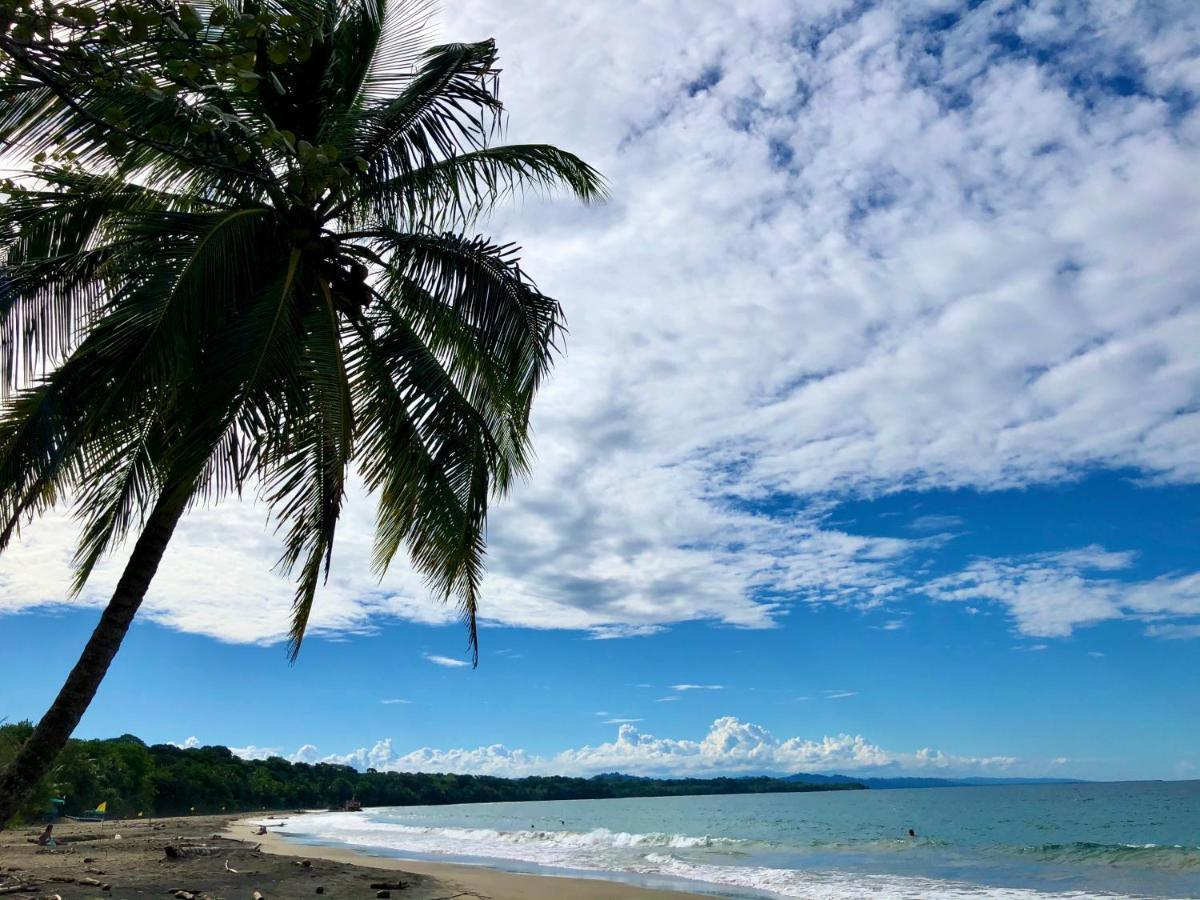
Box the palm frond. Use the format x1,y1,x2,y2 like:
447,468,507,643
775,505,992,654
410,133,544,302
334,143,607,229
349,39,501,180
369,228,564,414
268,277,353,661
0,0,602,666
350,307,489,663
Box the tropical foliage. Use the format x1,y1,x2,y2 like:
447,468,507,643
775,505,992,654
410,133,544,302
0,0,604,656
0,723,863,821
0,0,603,825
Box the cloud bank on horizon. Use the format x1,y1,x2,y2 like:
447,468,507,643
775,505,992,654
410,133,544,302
181,716,1024,779
1,1,1198,648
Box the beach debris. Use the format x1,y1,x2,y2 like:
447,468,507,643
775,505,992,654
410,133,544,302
369,882,408,890
26,833,104,844
315,888,324,894
0,881,41,896
164,844,222,859
253,890,266,900
224,859,239,873
296,859,312,868
83,857,97,863
375,892,390,899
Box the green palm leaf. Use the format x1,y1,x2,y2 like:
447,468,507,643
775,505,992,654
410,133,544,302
0,0,603,817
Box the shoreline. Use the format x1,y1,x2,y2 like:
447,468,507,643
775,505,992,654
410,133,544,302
227,815,708,899
0,813,705,900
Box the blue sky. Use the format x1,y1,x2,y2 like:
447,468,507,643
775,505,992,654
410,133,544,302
2,0,1199,781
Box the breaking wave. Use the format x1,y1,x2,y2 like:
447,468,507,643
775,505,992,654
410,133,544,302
266,813,1181,899
1013,841,1200,871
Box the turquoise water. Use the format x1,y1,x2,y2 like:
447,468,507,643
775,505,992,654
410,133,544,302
267,781,1200,898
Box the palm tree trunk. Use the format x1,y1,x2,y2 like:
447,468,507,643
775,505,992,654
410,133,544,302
0,492,186,827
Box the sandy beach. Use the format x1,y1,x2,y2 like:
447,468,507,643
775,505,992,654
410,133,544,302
0,813,702,899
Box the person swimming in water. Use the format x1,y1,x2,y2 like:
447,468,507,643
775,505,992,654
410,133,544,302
908,828,916,838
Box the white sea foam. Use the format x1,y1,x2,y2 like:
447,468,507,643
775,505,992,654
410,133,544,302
274,813,1165,900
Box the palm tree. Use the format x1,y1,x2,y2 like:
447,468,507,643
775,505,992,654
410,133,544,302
0,0,603,824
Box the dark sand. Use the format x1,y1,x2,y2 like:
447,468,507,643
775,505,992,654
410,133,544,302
1,814,701,899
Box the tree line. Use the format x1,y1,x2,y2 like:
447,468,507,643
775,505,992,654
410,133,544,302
0,723,863,824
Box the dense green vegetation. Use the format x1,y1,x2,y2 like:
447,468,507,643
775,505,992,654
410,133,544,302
0,724,862,823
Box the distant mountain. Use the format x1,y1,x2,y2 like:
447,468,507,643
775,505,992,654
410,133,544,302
589,771,1084,790
784,772,1087,789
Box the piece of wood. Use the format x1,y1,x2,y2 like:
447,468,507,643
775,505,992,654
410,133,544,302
25,834,104,845
164,845,221,859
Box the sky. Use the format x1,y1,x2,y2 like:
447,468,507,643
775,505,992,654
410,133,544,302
1,0,1198,783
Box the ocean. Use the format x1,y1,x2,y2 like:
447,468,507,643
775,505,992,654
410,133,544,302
264,781,1199,898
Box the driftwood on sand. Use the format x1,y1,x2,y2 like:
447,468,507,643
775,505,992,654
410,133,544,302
164,844,223,859
24,833,105,844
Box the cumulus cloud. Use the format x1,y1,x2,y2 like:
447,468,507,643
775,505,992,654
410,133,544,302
276,717,1021,778
228,745,283,761
1,0,1198,649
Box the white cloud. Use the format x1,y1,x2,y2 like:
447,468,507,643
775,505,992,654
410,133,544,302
169,736,201,750
380,699,412,705
281,717,1021,778
927,546,1200,637
907,515,965,533
1144,623,1200,640
670,684,724,692
425,654,470,668
1,0,1198,649
824,691,858,699
601,718,643,725
289,744,320,764
228,744,283,761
